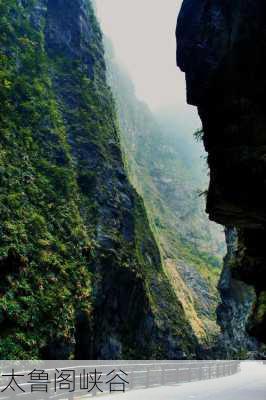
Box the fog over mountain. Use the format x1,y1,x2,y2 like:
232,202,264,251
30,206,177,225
93,1,227,343
95,0,200,138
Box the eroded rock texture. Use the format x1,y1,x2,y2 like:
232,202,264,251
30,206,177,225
176,0,266,356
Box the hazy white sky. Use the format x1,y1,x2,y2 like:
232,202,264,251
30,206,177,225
95,0,200,132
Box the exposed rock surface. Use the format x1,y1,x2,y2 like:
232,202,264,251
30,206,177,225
176,0,266,355
216,228,258,357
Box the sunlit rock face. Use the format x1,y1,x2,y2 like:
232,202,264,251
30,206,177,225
176,0,266,355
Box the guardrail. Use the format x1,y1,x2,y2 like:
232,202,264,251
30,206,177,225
126,361,239,389
0,361,240,399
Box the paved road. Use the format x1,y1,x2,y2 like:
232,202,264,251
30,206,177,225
100,362,266,400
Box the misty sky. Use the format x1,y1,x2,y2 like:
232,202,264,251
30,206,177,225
95,0,200,135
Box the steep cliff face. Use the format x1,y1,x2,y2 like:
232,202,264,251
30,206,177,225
104,40,225,344
176,0,266,355
0,0,198,359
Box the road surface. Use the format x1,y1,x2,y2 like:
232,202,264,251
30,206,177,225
99,362,266,400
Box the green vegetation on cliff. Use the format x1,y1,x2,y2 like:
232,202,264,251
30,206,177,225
0,0,95,358
105,40,225,343
0,0,198,359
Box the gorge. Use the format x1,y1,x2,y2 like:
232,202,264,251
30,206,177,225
0,0,264,360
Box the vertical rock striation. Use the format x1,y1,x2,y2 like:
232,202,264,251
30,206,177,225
176,0,266,355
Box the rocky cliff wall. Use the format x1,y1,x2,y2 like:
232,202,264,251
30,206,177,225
105,40,225,345
176,0,266,356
